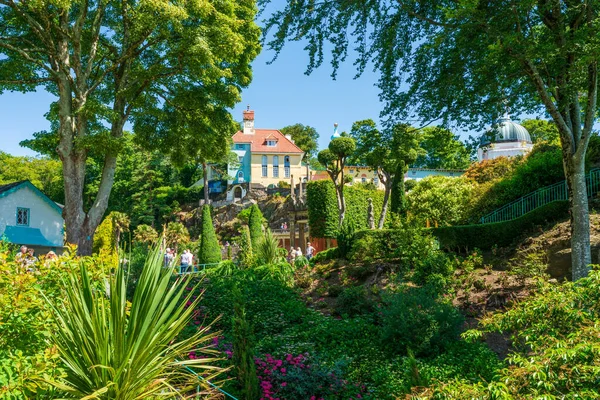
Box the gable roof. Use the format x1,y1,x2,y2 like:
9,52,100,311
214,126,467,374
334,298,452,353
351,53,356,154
232,129,304,154
0,180,63,215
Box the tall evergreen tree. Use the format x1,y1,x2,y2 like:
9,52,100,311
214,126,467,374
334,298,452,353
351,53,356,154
198,205,221,264
238,225,254,268
247,204,264,249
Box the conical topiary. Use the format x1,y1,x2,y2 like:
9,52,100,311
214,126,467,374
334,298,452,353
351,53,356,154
198,205,221,264
247,204,264,248
238,225,254,268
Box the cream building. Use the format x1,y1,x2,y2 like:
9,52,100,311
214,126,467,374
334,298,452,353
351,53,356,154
224,109,306,200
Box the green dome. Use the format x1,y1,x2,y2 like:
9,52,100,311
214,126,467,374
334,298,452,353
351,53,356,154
481,115,532,146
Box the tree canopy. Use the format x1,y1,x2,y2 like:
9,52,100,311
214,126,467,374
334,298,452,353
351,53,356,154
280,124,319,160
260,0,600,279
1,0,261,253
414,127,471,170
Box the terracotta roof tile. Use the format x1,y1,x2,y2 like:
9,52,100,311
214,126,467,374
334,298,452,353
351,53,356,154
232,129,304,154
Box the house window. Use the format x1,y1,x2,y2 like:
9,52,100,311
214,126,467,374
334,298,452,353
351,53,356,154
273,155,279,178
16,207,29,226
266,140,277,147
284,156,290,178
374,177,379,185
238,156,244,163
235,144,244,150
262,155,268,177
349,169,355,174
237,171,244,182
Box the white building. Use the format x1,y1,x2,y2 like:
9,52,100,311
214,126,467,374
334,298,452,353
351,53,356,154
478,114,533,161
0,181,64,251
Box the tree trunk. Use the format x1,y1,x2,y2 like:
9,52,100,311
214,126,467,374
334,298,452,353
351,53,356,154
203,162,210,205
567,156,591,280
378,179,392,229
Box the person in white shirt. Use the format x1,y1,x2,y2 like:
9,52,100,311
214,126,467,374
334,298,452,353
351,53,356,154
180,249,191,273
296,247,303,257
306,242,315,260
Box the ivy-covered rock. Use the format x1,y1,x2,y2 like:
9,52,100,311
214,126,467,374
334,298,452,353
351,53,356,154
198,205,221,264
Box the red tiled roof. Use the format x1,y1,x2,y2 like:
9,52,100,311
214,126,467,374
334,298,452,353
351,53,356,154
310,171,329,181
232,129,304,154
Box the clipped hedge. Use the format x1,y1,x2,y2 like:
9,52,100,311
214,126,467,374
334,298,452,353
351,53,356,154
432,200,569,251
306,180,385,238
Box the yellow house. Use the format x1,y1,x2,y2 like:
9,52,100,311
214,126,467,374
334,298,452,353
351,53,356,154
344,165,385,189
227,109,305,197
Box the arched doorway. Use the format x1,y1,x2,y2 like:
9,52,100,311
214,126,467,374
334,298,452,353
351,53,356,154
234,186,243,199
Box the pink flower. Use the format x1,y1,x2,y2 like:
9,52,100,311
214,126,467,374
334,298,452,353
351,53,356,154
280,367,286,374
280,382,287,387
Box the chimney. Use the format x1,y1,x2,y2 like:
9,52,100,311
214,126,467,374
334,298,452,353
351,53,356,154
243,105,255,134
285,134,294,143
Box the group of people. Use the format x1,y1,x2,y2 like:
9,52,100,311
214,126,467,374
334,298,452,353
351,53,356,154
288,241,315,263
14,245,58,272
163,247,194,273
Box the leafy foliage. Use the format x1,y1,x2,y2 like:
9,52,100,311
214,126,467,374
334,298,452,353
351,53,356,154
45,247,221,398
420,268,600,398
307,180,385,238
280,124,319,160
256,228,283,265
248,204,264,249
407,176,475,226
433,201,569,251
165,222,190,252
232,287,259,400
414,127,471,169
238,225,255,268
381,286,464,357
198,205,221,264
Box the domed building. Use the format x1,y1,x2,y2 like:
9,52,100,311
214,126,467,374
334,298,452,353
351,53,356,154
477,114,533,161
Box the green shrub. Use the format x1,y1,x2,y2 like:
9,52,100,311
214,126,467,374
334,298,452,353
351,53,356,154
198,205,221,264
420,268,600,398
256,228,281,265
337,218,356,258
237,225,255,267
236,207,252,224
248,204,264,248
381,286,464,357
412,251,454,287
348,224,438,269
310,247,338,264
432,200,569,251
335,286,375,318
307,180,385,238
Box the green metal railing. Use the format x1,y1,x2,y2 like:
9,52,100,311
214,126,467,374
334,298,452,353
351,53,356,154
480,168,600,224
175,263,220,275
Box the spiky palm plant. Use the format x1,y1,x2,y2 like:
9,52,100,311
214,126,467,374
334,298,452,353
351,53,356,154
44,247,222,399
256,228,281,265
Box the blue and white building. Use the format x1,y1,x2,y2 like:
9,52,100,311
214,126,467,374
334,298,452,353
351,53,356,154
0,181,64,251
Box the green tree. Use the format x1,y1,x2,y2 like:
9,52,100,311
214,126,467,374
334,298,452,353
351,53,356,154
232,286,259,400
281,124,319,176
261,0,600,279
133,224,158,248
521,119,561,145
165,222,189,254
238,225,254,268
407,176,475,226
414,127,471,170
0,152,63,202
318,135,356,227
1,0,261,255
198,205,221,265
247,204,264,249
350,121,420,226
110,212,130,251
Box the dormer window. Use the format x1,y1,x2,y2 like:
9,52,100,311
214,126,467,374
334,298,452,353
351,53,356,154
16,207,29,226
266,140,277,147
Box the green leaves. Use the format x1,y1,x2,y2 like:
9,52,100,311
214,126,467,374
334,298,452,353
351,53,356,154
43,246,222,398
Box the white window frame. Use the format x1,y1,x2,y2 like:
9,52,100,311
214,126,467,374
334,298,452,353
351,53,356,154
273,155,279,178
262,155,268,177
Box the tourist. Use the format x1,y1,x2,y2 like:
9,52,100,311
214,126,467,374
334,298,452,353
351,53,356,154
15,245,27,263
296,247,303,257
288,246,296,263
306,242,315,260
283,222,288,230
164,248,174,267
25,248,38,272
180,249,191,273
